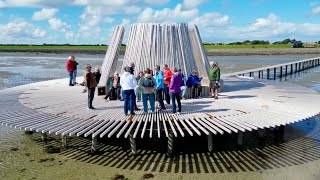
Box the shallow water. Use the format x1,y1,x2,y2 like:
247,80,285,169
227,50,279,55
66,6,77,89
0,53,320,179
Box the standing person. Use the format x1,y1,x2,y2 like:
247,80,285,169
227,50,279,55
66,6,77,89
66,56,74,86
81,64,90,93
169,68,182,114
104,71,121,100
84,64,97,110
178,69,187,100
72,56,78,85
135,71,144,102
120,66,137,116
209,62,221,99
163,64,172,104
154,65,166,110
128,62,140,110
186,70,202,99
139,68,156,113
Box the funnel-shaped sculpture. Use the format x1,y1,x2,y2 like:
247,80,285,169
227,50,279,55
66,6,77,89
122,23,210,86
98,23,210,95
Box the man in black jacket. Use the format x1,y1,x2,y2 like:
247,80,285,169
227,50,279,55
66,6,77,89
84,65,97,110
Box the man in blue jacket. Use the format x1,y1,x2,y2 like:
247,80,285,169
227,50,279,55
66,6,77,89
186,70,202,99
154,65,166,110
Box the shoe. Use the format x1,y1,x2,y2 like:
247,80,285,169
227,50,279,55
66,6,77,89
89,107,96,110
176,112,181,115
82,90,87,93
120,99,124,101
214,96,218,100
104,96,108,100
183,97,187,100
211,95,215,98
69,84,74,86
135,107,141,111
130,113,136,116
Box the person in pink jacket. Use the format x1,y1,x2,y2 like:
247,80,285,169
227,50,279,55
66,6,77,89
66,56,75,86
169,67,182,114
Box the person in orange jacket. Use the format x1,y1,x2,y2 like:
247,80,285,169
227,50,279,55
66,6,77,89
162,64,172,104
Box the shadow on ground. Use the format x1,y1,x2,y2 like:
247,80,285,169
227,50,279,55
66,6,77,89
31,115,320,173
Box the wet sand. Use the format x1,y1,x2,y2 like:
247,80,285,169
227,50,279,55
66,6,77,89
0,54,320,180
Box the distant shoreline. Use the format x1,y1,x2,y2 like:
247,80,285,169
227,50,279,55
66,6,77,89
1,48,320,56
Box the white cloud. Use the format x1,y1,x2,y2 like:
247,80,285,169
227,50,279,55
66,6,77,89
144,0,170,5
48,18,70,32
201,13,320,42
137,4,198,23
0,0,73,8
190,12,230,27
311,6,320,15
104,17,114,23
0,19,47,41
65,31,74,40
32,8,58,21
183,0,207,9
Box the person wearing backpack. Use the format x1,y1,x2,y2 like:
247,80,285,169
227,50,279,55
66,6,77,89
139,68,157,113
84,64,98,110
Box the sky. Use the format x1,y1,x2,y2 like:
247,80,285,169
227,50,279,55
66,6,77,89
0,0,320,44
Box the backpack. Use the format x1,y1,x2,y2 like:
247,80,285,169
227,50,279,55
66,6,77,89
143,77,154,88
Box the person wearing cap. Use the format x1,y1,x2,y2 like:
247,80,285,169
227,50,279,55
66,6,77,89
209,61,221,99
66,56,75,86
169,67,182,114
154,65,166,110
84,64,98,110
162,64,172,104
120,66,137,116
72,56,78,85
178,69,187,100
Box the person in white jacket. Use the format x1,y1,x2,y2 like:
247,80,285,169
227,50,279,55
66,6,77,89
120,66,137,116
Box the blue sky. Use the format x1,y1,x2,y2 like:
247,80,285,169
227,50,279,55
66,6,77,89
0,0,319,44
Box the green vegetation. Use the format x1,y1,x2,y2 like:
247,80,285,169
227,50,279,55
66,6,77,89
0,38,319,51
203,44,292,49
0,44,127,50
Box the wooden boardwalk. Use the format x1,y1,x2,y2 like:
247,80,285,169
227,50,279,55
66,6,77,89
1,72,320,153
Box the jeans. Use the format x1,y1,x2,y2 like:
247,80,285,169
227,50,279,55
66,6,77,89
88,88,95,108
142,93,155,112
68,71,74,85
156,88,165,109
164,85,170,104
192,84,202,98
135,87,142,101
106,86,121,100
180,86,187,98
72,70,77,84
171,93,181,113
123,89,135,115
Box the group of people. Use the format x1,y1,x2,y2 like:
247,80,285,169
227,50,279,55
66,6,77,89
65,56,221,115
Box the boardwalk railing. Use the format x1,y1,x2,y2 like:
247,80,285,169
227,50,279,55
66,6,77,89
223,57,320,80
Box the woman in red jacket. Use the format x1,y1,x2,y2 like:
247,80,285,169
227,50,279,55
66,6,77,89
162,64,172,104
66,56,75,86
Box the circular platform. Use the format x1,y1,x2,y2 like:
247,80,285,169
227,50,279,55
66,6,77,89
1,76,319,141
